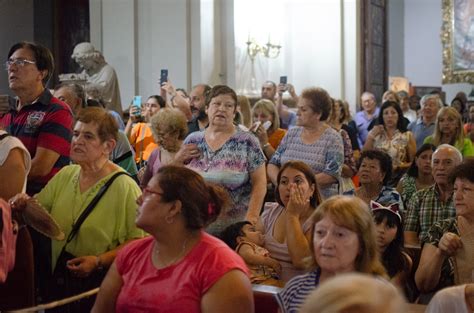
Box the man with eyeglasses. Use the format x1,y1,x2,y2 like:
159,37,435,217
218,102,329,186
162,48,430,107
2,42,73,196
2,41,74,304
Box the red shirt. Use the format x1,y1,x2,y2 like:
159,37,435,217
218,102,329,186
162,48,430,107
115,232,249,313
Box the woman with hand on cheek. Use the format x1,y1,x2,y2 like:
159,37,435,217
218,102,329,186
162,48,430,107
257,161,321,282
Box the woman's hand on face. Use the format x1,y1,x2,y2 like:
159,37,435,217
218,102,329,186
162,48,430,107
286,183,310,217
252,124,269,146
173,143,201,165
67,255,99,277
8,193,30,211
438,232,462,257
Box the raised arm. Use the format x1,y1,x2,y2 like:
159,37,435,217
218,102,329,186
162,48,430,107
161,82,193,121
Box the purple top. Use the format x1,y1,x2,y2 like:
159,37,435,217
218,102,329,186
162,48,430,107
260,202,313,282
140,147,162,189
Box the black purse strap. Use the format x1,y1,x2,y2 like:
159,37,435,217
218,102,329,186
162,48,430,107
63,171,129,247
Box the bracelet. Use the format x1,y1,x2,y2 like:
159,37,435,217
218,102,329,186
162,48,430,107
95,255,104,271
262,143,271,149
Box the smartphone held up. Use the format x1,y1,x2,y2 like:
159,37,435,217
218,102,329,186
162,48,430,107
160,69,168,86
132,95,142,117
280,76,288,91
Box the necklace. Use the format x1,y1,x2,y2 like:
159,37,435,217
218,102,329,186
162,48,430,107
153,236,190,268
357,186,381,201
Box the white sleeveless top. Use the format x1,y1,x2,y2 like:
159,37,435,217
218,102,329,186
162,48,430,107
0,130,31,193
426,284,471,313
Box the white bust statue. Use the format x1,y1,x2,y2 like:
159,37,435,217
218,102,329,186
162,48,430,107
71,42,122,115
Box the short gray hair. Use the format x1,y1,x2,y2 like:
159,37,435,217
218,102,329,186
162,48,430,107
420,94,443,109
433,144,463,165
361,91,375,101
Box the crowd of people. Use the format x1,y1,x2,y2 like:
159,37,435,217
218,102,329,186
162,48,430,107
1,41,474,313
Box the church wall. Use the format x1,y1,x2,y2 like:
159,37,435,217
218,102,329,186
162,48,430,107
403,0,471,103
0,0,34,95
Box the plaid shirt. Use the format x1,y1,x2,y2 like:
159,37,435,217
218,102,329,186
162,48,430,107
405,184,456,243
425,218,458,291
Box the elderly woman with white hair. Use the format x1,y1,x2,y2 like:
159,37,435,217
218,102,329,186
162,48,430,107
408,94,443,149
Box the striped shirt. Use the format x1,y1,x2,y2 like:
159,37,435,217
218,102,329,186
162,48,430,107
405,184,455,243
275,268,321,313
0,89,73,195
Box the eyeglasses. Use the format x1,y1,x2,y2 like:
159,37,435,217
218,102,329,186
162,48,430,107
143,187,163,198
5,59,36,70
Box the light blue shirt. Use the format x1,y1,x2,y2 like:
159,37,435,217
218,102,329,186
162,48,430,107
354,107,380,147
408,118,435,149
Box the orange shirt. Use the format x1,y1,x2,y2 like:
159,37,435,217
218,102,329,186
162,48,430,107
268,128,287,150
129,123,158,163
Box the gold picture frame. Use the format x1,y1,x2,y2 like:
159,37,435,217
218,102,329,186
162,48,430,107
441,0,474,84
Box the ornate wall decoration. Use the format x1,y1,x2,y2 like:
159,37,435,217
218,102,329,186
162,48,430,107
442,0,474,83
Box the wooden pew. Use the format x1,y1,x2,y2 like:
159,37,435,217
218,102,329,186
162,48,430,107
252,284,282,313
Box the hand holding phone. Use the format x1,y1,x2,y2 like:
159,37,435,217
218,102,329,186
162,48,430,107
250,121,261,132
262,121,272,130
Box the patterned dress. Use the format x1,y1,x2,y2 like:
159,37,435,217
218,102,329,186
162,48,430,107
373,130,412,167
398,174,417,204
184,129,265,234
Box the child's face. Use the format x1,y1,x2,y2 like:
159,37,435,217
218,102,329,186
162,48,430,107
374,218,398,251
240,224,265,246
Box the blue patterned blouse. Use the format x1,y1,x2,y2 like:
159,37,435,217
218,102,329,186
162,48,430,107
269,126,344,199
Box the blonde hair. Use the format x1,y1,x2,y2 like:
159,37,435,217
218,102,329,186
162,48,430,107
251,99,280,132
432,107,464,147
328,99,351,125
237,95,252,128
300,273,406,313
308,195,387,277
383,90,400,103
150,108,188,141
